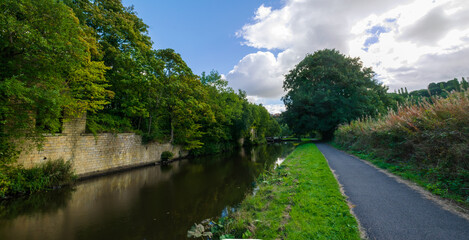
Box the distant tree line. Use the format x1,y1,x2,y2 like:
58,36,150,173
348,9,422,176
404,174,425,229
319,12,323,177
393,78,469,99
0,0,280,165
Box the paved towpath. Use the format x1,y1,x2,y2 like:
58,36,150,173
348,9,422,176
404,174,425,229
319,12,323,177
316,143,469,240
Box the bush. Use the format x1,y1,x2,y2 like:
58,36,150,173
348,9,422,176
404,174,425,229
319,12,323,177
160,151,174,164
0,159,76,198
41,158,76,186
0,171,11,198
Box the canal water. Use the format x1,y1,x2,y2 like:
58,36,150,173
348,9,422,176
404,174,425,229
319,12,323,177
0,143,294,240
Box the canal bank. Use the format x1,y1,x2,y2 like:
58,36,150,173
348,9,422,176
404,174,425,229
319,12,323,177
0,143,294,239
218,143,361,239
15,113,189,178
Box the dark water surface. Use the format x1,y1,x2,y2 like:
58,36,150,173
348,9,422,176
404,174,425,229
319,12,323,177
0,143,294,240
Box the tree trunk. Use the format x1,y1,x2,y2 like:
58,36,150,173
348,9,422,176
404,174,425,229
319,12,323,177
170,116,174,143
148,114,152,134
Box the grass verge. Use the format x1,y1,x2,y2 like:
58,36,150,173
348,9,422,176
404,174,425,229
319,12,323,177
219,143,361,239
331,142,469,209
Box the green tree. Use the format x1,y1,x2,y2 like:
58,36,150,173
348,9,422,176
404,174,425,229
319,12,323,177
265,115,281,137
428,82,442,96
64,0,157,133
282,49,388,140
446,78,461,92
0,0,112,164
154,49,214,149
197,70,244,154
462,77,469,90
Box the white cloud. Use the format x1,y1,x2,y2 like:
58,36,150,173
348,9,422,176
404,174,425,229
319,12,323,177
399,5,452,45
245,95,286,115
226,0,469,113
264,104,285,114
350,0,469,90
254,4,272,21
227,51,285,98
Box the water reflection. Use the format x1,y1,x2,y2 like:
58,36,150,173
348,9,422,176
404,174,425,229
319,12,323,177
274,158,286,169
0,143,294,240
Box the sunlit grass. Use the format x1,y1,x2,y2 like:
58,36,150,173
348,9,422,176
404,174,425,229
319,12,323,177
223,143,360,239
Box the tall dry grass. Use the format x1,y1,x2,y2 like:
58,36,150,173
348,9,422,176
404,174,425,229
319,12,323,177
335,90,469,202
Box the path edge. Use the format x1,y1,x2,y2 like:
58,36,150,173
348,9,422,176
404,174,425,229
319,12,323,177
326,143,469,222
319,147,369,240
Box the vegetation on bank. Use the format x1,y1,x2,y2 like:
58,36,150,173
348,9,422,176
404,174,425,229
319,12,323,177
0,159,76,198
1,0,280,200
189,143,360,239
0,0,280,168
334,90,469,206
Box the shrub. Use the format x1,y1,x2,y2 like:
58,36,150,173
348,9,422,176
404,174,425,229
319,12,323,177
160,151,174,164
0,171,12,198
41,158,75,186
0,159,76,198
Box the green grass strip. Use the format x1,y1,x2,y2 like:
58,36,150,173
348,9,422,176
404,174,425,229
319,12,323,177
225,143,360,239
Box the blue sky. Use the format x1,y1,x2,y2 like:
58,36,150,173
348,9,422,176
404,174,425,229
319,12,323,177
123,0,469,113
122,0,282,75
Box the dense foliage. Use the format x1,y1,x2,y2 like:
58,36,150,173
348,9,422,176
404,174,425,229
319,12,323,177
0,0,112,164
64,0,280,153
0,0,280,197
0,0,280,163
282,49,389,140
335,90,469,203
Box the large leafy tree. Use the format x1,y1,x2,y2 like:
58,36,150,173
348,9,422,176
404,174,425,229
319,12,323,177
64,0,157,132
0,0,112,163
199,71,241,148
154,49,214,149
282,49,388,140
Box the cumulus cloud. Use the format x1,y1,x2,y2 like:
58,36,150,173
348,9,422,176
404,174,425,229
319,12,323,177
350,0,469,90
227,51,284,98
264,104,285,114
254,4,272,21
399,6,452,45
226,0,469,113
388,47,469,90
246,95,286,114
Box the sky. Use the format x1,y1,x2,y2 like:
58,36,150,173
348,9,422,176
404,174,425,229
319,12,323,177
123,0,469,114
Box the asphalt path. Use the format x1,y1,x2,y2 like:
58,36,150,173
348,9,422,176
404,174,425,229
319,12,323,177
316,143,469,240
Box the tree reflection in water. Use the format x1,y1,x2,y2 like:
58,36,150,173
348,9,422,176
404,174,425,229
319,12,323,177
0,143,294,240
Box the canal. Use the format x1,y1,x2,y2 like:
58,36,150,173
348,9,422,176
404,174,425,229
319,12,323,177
0,143,294,239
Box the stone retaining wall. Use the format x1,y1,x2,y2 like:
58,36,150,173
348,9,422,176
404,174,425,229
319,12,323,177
16,113,188,177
